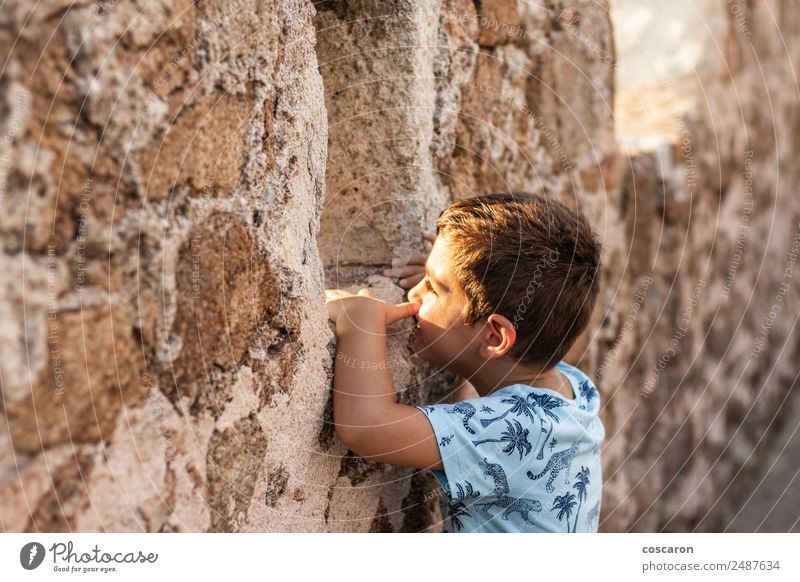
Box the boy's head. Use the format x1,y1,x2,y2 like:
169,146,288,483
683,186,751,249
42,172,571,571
408,192,602,376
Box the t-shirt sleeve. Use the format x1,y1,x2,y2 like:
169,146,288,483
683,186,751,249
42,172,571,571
415,401,507,501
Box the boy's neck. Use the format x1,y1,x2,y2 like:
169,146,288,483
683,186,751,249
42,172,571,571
466,359,571,398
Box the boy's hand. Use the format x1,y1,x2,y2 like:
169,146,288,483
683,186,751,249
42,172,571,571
382,231,435,289
325,287,420,336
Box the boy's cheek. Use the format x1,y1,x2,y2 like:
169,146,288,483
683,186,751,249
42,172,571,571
417,301,435,320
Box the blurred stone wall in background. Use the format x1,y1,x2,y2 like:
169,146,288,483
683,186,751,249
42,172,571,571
1,0,797,532
603,0,800,531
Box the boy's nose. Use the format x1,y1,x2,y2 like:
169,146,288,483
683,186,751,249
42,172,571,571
407,279,423,303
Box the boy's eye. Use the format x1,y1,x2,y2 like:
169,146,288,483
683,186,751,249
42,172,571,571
425,278,437,295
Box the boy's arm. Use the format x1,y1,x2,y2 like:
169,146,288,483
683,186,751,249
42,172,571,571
333,321,444,471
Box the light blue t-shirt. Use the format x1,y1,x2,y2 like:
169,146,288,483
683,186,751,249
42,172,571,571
415,360,604,533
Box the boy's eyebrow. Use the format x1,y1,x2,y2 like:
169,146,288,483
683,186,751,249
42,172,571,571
425,262,449,292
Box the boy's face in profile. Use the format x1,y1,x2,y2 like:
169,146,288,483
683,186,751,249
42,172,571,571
407,236,485,375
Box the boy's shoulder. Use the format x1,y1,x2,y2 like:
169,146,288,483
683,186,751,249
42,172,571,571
556,360,602,411
418,360,601,416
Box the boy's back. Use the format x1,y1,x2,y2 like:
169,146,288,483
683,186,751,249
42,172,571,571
416,360,604,533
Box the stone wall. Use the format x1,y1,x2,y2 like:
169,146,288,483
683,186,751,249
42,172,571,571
1,0,798,532
0,0,332,532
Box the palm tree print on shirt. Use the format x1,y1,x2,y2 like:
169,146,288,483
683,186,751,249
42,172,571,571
479,395,539,428
448,482,481,532
471,419,532,460
478,393,565,460
527,393,566,459
585,500,600,530
551,492,577,532
572,466,590,532
578,379,598,404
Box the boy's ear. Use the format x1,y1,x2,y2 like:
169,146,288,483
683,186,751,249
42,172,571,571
479,313,517,359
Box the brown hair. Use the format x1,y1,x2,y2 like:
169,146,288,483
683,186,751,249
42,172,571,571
435,192,602,369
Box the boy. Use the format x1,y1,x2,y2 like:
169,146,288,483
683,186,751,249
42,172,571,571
325,192,604,533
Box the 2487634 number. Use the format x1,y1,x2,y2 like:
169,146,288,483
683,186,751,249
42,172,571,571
730,560,780,571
